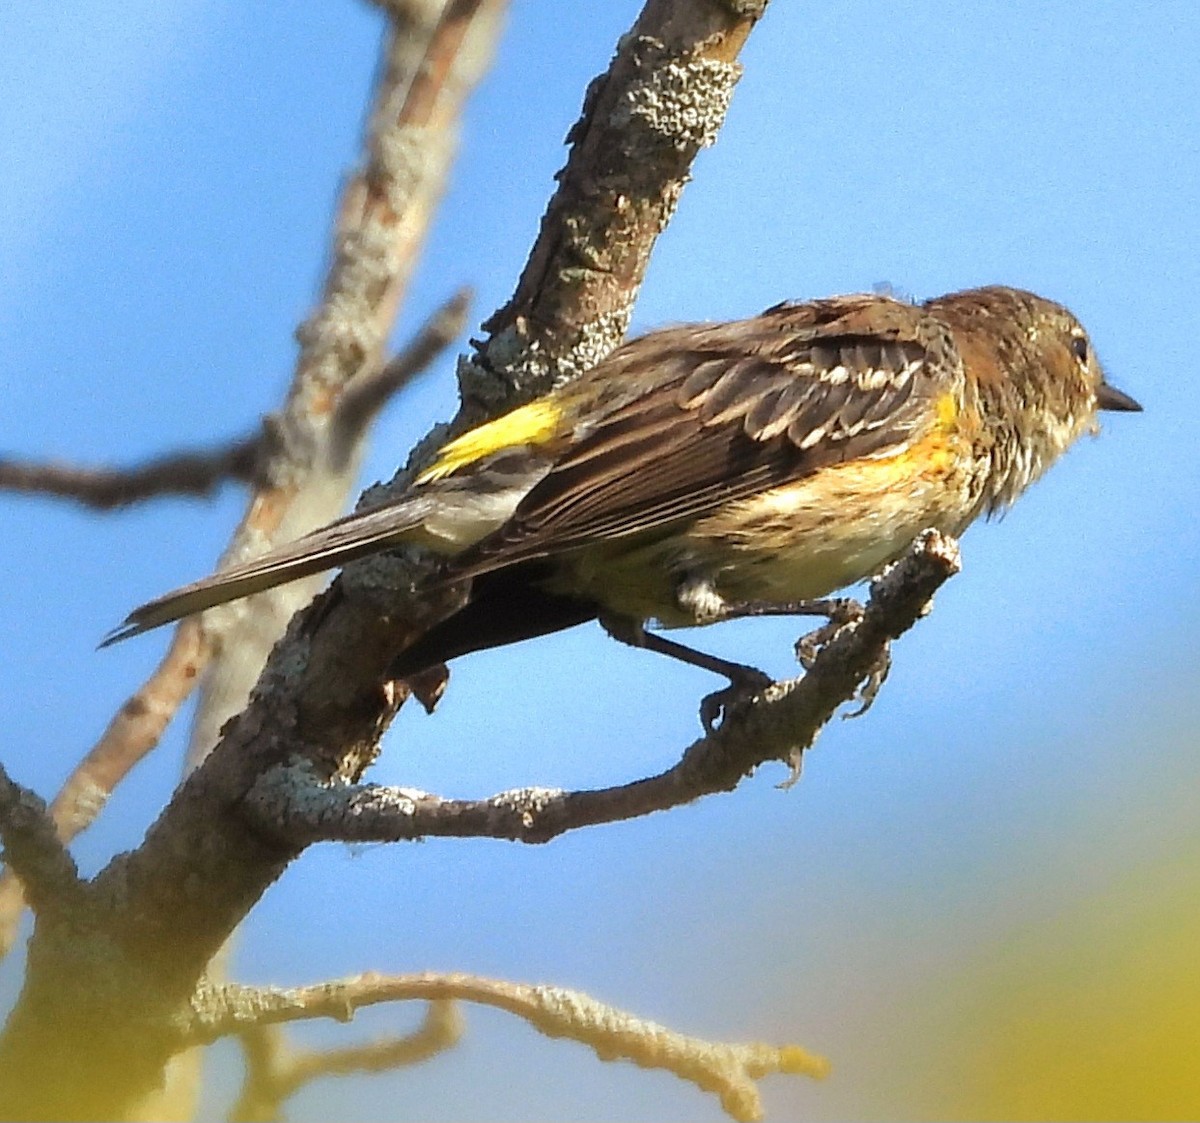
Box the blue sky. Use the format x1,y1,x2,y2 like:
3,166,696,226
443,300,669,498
2,2,1199,1119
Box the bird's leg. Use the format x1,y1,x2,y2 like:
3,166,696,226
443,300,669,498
599,615,772,734
703,595,888,716
675,577,888,721
675,572,863,639
708,595,865,666
601,581,886,732
711,595,890,716
683,589,865,672
713,595,892,717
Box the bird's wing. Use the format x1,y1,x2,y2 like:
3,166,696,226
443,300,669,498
105,299,951,644
454,300,953,574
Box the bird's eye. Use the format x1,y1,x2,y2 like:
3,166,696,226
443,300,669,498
1070,335,1090,364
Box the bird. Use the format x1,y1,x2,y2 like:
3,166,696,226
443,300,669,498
105,285,1140,720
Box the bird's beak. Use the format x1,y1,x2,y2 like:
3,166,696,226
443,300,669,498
1096,380,1142,412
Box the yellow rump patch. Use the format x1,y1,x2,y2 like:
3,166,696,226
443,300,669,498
934,390,958,428
417,398,564,483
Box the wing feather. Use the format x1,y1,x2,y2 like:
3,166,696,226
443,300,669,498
453,306,953,576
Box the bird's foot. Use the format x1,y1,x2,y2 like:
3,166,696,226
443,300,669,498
601,614,775,734
699,665,775,735
791,597,890,718
793,597,864,670
843,644,892,718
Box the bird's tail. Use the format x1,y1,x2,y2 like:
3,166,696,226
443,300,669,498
386,565,598,678
101,496,438,646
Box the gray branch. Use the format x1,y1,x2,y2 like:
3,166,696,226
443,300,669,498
245,532,961,848
0,764,84,917
228,1002,462,1122
191,971,825,1123
0,437,262,510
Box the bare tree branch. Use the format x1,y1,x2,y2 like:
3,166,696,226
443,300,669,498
183,0,504,773
0,2,498,962
0,437,262,510
460,0,766,420
0,763,83,918
0,282,471,512
192,972,825,1123
244,532,961,848
177,0,506,799
228,1002,462,1122
0,3,773,1118
0,619,207,957
329,286,472,468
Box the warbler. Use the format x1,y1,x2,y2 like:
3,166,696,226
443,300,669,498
107,285,1139,699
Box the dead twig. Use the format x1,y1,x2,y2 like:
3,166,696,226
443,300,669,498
228,1001,463,1122
193,973,824,1123
0,436,261,510
328,285,472,468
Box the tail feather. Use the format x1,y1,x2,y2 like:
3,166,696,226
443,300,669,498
101,498,434,646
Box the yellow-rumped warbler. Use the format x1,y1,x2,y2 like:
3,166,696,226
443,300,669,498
107,285,1139,703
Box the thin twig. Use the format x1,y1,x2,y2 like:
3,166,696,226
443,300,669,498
193,973,824,1123
246,532,961,848
0,282,470,510
328,286,473,468
229,1002,462,1122
0,437,261,510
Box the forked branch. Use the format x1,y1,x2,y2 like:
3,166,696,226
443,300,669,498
193,971,826,1123
228,1002,463,1122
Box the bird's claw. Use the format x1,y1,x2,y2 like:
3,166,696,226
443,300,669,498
699,667,774,734
793,597,864,670
790,597,888,718
842,644,892,719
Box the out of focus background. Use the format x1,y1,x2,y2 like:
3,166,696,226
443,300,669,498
2,2,1198,1119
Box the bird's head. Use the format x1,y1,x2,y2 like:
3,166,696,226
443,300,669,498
926,285,1141,510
